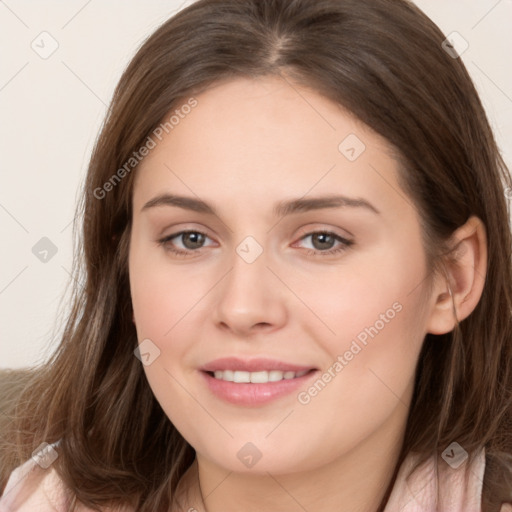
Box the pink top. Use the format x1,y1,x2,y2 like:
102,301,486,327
1,445,511,511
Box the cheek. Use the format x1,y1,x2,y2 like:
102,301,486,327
129,240,206,340
290,287,427,466
292,245,428,403
289,248,424,345
131,273,176,335
129,245,206,438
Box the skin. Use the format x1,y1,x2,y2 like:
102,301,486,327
128,75,487,512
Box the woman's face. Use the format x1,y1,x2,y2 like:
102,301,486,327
129,75,436,474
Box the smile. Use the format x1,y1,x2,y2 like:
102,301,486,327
200,368,318,406
209,369,311,383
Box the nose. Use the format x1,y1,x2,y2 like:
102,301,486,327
213,246,288,337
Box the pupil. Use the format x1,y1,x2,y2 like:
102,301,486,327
313,233,334,250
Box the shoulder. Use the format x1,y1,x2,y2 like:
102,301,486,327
0,451,74,511
483,450,512,511
385,447,512,511
0,442,132,512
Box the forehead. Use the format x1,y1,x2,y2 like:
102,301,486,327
132,75,410,224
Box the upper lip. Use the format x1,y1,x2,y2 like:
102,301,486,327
200,357,317,373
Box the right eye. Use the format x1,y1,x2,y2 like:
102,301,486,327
158,230,216,256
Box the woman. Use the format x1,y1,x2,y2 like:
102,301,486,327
1,0,511,510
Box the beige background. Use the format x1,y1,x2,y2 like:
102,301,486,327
1,0,511,369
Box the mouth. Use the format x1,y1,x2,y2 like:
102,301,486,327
199,357,319,406
204,368,314,383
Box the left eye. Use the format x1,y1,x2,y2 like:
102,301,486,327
294,231,353,253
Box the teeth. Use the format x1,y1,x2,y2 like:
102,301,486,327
212,369,309,383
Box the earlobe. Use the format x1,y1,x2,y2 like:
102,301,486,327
426,216,488,335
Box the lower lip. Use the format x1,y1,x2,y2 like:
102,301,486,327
200,370,318,406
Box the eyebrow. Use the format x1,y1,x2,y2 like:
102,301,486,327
141,193,380,217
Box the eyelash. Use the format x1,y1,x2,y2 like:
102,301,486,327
157,230,354,258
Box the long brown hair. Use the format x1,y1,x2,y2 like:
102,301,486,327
1,0,511,510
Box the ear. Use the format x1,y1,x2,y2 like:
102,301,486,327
426,215,488,335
